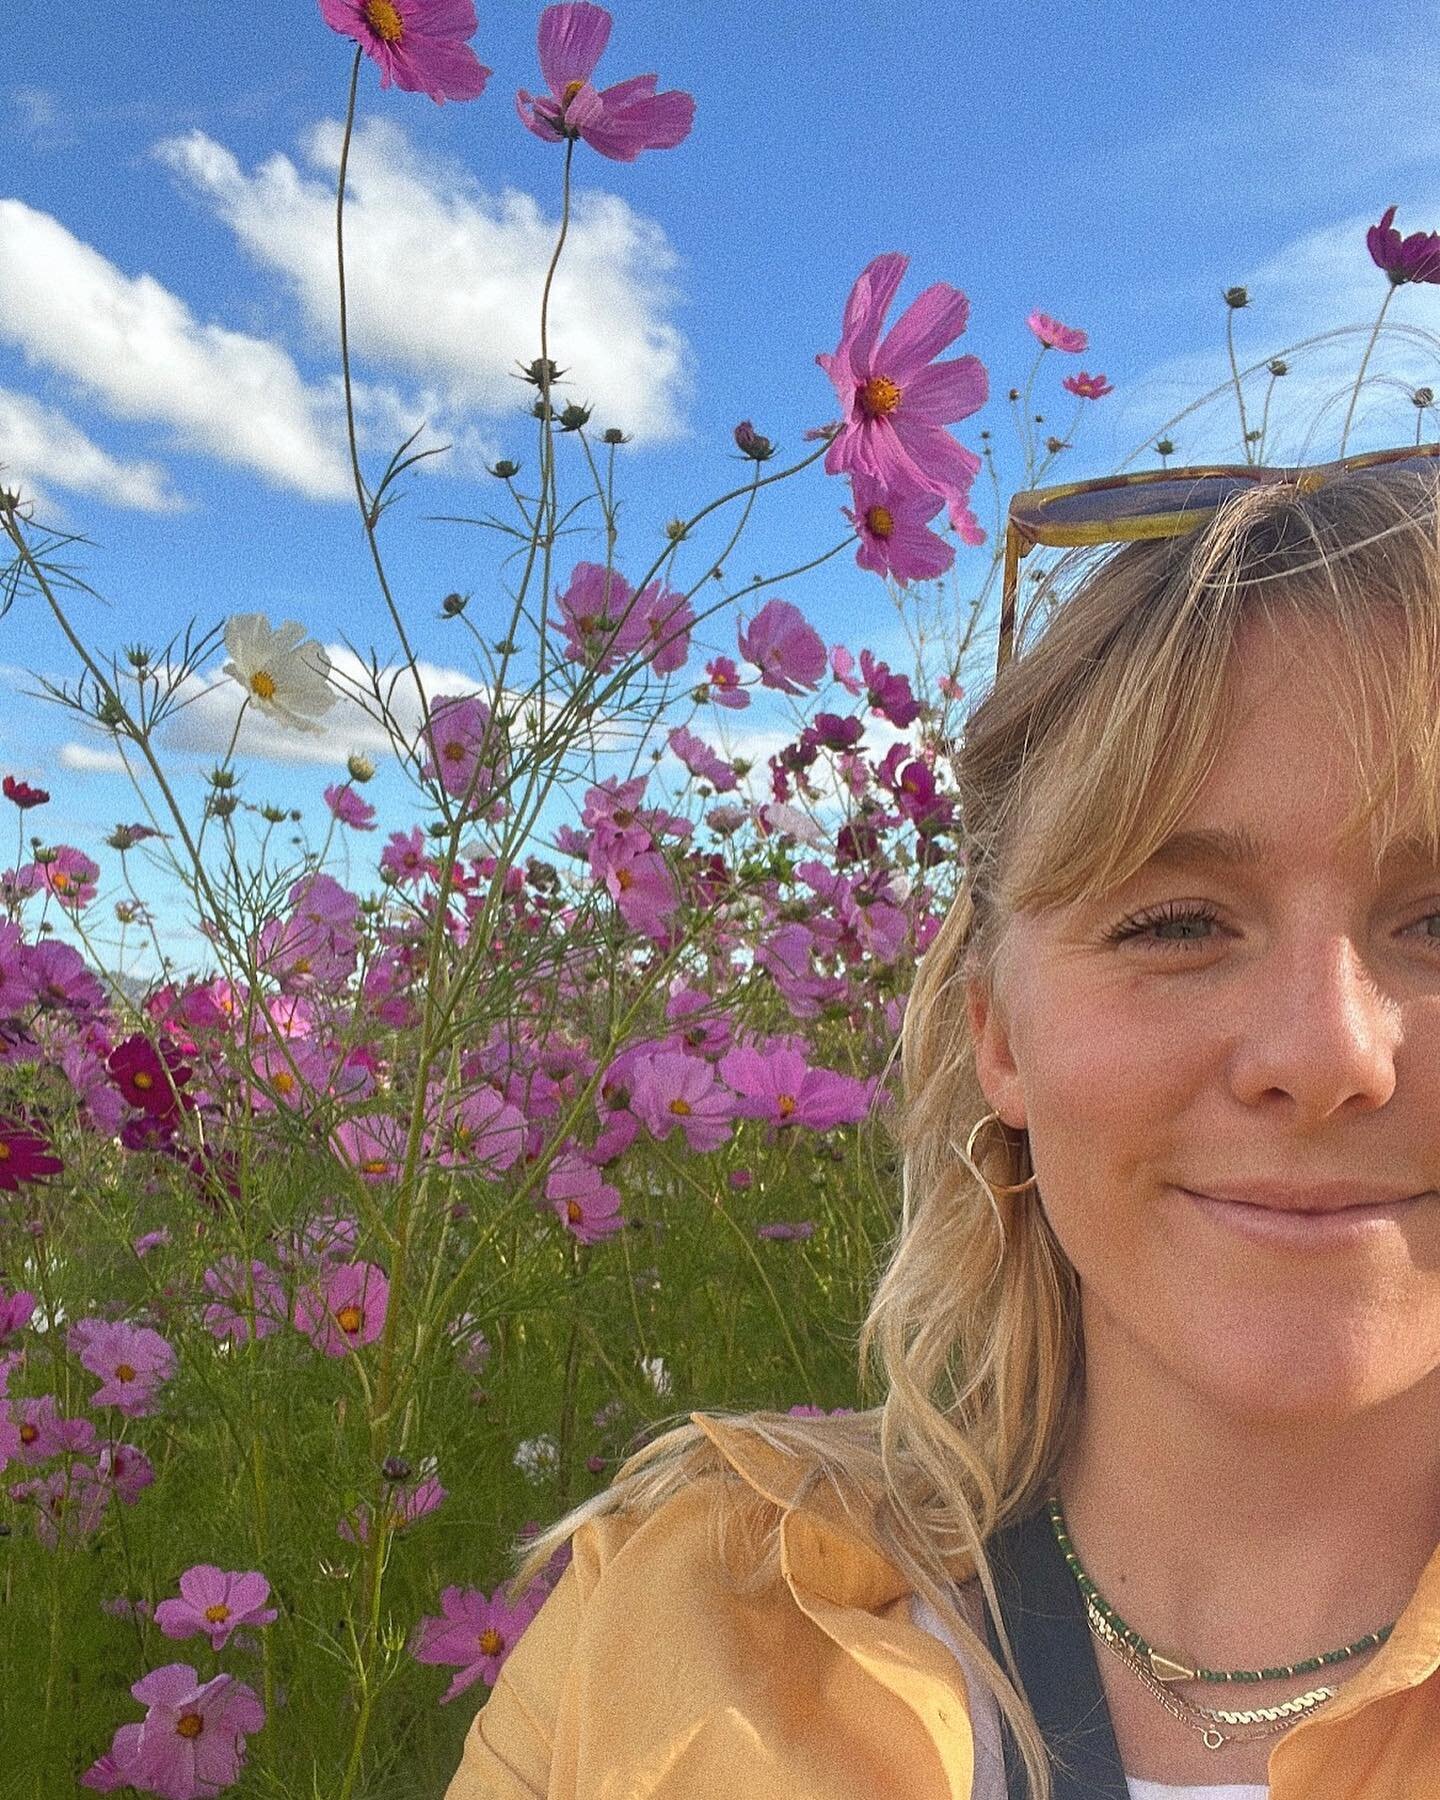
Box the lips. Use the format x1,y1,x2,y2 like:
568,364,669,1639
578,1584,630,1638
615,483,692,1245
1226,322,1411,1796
1181,1181,1427,1215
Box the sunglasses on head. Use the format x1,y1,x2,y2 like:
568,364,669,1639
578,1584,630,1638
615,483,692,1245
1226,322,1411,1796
997,442,1440,676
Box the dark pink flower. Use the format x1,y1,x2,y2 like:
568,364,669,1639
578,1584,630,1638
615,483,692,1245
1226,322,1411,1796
842,471,955,585
96,1441,156,1505
0,1116,63,1191
31,1462,110,1549
628,1052,735,1153
339,1472,447,1544
317,0,492,104
107,1034,191,1118
295,1260,390,1357
1062,371,1114,399
701,655,749,709
667,727,738,793
1366,204,1440,286
0,1286,36,1338
737,598,827,696
517,3,695,163
381,826,437,887
2,775,48,810
26,846,99,908
718,1041,877,1132
12,1394,98,1464
545,1150,624,1243
323,782,377,830
155,1565,279,1652
818,252,986,515
412,1582,546,1702
1026,310,1088,352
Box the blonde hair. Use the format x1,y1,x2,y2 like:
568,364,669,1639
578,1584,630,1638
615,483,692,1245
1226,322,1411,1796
501,466,1440,1798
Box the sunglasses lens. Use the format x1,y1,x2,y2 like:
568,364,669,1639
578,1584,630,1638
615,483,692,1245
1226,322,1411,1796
1031,473,1255,527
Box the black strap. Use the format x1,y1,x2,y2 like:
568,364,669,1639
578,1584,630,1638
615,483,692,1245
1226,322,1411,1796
979,1502,1132,1800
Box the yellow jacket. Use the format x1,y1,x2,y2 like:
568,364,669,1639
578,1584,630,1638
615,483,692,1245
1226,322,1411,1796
444,1410,1440,1798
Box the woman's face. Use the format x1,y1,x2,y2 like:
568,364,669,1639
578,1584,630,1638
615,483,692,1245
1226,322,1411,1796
966,615,1440,1426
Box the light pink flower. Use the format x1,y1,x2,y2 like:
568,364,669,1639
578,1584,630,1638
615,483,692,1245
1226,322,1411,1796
411,1582,546,1702
1026,309,1088,352
323,782,377,830
84,1663,264,1799
718,1041,878,1132
628,1052,735,1153
545,1151,624,1244
339,1473,447,1544
737,598,827,695
155,1565,279,1652
842,471,955,584
202,1257,289,1344
517,3,695,163
72,1318,176,1418
295,1260,390,1358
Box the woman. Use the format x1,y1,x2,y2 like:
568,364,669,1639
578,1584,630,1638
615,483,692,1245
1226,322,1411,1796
443,465,1440,1800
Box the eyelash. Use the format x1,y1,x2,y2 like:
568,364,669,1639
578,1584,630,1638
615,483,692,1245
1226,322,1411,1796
1104,900,1440,955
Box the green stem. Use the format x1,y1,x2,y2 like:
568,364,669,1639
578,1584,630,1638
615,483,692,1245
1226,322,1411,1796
1339,285,1398,457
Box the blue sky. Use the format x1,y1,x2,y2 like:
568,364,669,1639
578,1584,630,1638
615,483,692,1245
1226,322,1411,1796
4,0,1440,976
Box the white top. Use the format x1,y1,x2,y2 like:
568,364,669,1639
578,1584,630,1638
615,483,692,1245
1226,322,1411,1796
908,1590,1270,1800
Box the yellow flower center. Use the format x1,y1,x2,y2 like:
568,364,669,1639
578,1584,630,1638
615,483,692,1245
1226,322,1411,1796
777,1095,796,1119
479,1626,504,1654
865,504,895,539
858,375,902,419
562,79,585,105
336,1304,364,1335
176,1712,205,1740
53,872,70,890
204,1603,232,1624
291,957,311,976
566,1200,583,1223
360,1158,390,1175
364,0,404,42
116,1363,137,1383
19,1421,36,1443
274,1072,296,1095
133,1070,154,1090
615,868,633,891
443,739,466,764
668,1097,692,1116
250,670,278,701
0,1143,10,1161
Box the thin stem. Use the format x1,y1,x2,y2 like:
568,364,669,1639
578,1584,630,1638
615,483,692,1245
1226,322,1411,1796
1225,304,1254,463
1339,285,1398,457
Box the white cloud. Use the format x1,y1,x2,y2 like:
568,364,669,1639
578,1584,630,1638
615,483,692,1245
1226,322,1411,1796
155,118,693,445
0,199,353,498
0,387,186,513
57,740,131,774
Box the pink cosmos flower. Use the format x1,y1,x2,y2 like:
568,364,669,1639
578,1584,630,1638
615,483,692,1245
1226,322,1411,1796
667,727,738,793
412,1582,546,1702
517,3,695,163
22,845,100,908
1026,310,1088,353
841,471,955,584
317,0,492,104
27,938,105,1013
424,1085,527,1172
591,834,680,940
545,1151,624,1243
295,1260,390,1358
551,563,652,672
0,1286,35,1337
860,650,922,728
82,1663,265,1798
12,1393,98,1464
339,1472,446,1544
628,1052,736,1153
1062,371,1114,399
1366,204,1440,285
323,782,377,830
96,1440,156,1505
420,692,508,809
155,1565,279,1652
202,1257,290,1344
757,1220,815,1241
72,1318,176,1418
718,1041,877,1132
30,1461,110,1549
737,599,827,695
818,252,986,525
381,826,437,886
0,1116,63,1190
702,655,749,709
332,1113,409,1182
108,1034,192,1119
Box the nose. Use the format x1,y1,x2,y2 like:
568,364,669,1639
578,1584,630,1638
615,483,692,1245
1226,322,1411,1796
1230,932,1402,1119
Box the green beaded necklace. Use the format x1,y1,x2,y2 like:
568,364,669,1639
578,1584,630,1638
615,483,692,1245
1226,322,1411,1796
1045,1494,1396,1684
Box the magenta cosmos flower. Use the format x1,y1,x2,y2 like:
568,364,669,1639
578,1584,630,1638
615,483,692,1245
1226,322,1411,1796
2,774,48,809
155,1565,279,1653
412,1582,545,1702
0,1116,63,1191
1062,371,1113,399
817,252,987,519
842,470,955,585
517,3,695,162
82,1664,264,1798
72,1317,176,1418
1026,310,1089,352
318,0,491,103
1366,204,1440,285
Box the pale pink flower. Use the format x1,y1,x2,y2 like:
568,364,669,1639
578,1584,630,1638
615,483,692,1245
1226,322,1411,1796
155,1565,279,1652
1026,309,1088,352
295,1260,390,1358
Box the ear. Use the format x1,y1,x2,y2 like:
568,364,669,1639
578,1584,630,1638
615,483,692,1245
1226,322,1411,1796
964,969,1028,1130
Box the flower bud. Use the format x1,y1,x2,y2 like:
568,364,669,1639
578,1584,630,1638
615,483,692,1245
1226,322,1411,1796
516,356,565,388
381,1456,412,1484
1044,436,1070,454
207,794,240,820
1155,437,1175,458
488,459,520,480
347,752,376,783
1223,285,1249,309
441,591,468,617
259,803,287,823
664,518,689,543
1007,388,1020,401
601,427,630,446
1267,358,1289,378
208,766,238,790
733,420,776,462
124,644,153,671
558,401,592,432
95,694,127,728
1414,387,1435,408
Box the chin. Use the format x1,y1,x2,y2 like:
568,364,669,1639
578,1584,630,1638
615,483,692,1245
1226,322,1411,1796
1170,1314,1425,1428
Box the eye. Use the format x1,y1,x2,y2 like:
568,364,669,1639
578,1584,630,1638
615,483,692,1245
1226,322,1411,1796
1103,900,1440,954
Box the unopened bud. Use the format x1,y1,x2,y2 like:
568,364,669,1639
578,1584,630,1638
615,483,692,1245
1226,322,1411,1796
1414,387,1435,409
208,766,238,790
733,420,776,462
381,1456,412,1484
558,401,592,432
347,752,376,783
664,518,689,543
1267,358,1289,378
124,644,153,671
1155,438,1176,458
95,694,127,729
601,427,629,446
441,591,468,617
259,803,287,823
516,356,565,388
207,794,240,820
489,459,520,481
1223,285,1249,309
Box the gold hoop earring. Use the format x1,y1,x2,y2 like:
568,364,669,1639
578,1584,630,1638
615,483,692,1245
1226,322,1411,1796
964,1109,1039,1196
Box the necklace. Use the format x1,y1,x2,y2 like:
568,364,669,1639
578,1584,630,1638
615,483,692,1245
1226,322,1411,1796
1046,1494,1397,1752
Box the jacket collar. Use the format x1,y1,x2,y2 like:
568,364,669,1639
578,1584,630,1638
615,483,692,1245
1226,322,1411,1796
690,1410,1440,1715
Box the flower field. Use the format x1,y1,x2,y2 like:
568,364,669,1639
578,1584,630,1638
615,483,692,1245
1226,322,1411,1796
1,3,1434,1795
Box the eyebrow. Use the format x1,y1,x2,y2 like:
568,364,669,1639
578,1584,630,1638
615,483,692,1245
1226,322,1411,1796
1145,826,1435,871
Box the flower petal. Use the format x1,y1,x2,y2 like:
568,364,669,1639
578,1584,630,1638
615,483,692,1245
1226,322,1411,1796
898,355,988,426
538,1,612,98
873,282,971,379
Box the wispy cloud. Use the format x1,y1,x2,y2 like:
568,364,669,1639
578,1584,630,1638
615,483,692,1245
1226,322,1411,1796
0,198,354,498
0,386,187,514
155,117,694,447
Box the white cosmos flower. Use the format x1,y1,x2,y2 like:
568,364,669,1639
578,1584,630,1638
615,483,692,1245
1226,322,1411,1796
222,612,336,733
